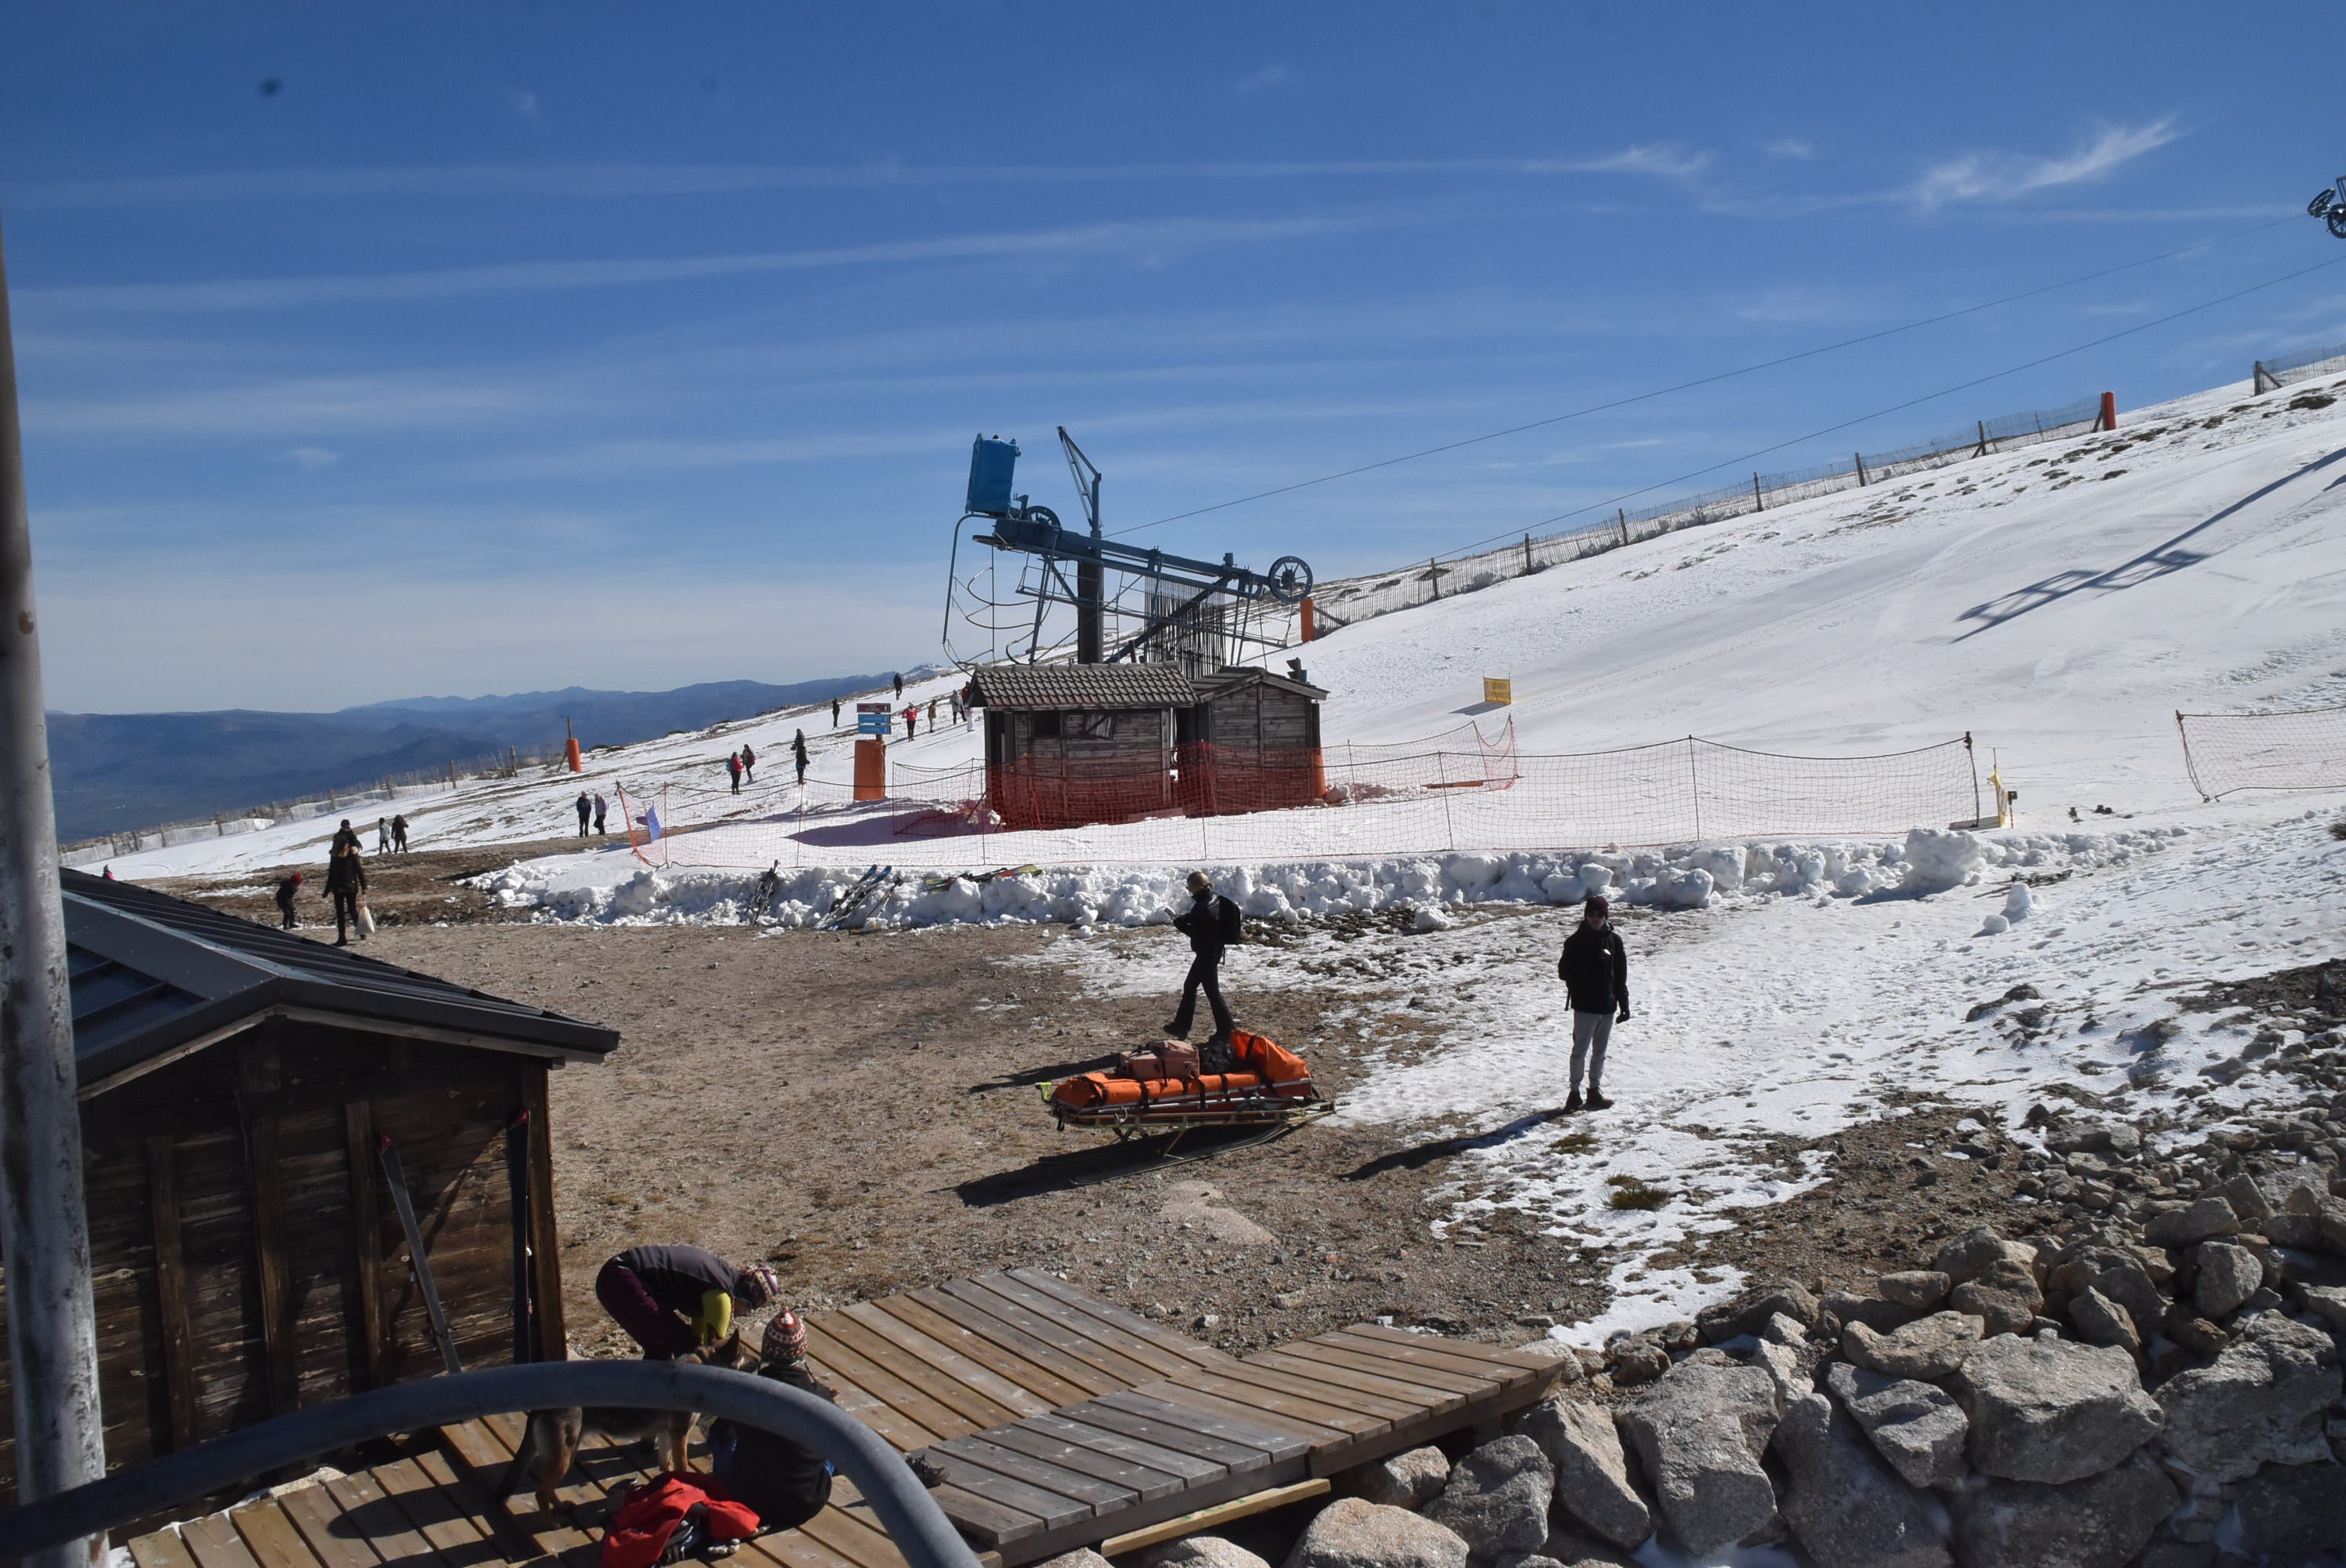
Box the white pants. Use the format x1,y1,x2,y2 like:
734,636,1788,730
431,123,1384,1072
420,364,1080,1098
1571,1010,1614,1091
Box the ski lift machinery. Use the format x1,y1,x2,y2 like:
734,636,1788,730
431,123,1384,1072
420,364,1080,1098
943,429,1314,669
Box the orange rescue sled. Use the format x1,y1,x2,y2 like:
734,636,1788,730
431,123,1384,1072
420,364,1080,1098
1045,1029,1331,1139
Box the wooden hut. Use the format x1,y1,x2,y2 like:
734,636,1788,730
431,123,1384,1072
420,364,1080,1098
1180,666,1330,815
970,663,1198,831
0,869,618,1500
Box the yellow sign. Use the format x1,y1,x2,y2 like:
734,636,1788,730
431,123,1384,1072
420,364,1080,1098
1483,678,1513,706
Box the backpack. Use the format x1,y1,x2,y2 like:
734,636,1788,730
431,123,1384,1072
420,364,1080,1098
1215,895,1244,946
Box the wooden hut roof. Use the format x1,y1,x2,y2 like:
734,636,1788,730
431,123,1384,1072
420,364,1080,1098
968,662,1199,711
1194,666,1330,701
60,869,619,1095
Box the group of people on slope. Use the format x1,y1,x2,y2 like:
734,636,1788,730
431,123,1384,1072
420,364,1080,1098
725,745,757,791
1163,872,1633,1110
275,815,409,946
575,792,611,835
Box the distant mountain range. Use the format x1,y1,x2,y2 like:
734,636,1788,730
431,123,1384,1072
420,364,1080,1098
49,673,913,840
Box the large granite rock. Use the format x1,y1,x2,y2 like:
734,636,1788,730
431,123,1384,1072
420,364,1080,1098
1422,1436,1551,1559
1945,1334,2161,1483
1348,1446,1450,1510
2189,1240,2261,1319
1770,1391,1950,1568
1513,1395,1649,1548
1946,1450,2176,1568
1932,1228,2038,1287
1284,1499,1470,1568
2142,1195,2239,1248
1697,1279,1821,1344
1614,1362,1780,1555
1035,1552,1113,1568
2064,1285,2141,1356
1825,1361,1968,1490
2155,1312,2342,1483
1876,1271,1950,1311
1143,1539,1272,1568
1949,1260,2043,1338
2045,1248,2165,1339
1843,1311,1982,1380
2232,1459,2346,1558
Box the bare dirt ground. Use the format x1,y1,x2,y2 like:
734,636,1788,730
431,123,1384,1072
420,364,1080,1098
152,851,2056,1360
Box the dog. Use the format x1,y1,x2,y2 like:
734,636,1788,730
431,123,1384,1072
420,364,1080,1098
499,1330,761,1516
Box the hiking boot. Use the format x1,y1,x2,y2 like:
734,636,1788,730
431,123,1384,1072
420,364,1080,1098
1163,1019,1190,1039
1563,1091,1582,1113
1585,1090,1614,1111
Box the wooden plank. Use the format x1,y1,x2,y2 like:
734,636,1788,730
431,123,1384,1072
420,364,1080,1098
523,1071,568,1364
923,1452,1092,1531
1058,1403,1277,1474
182,1515,266,1568
1320,1330,1527,1385
978,1424,1187,1502
804,1360,944,1456
442,1417,599,1566
794,1499,912,1568
924,1483,1045,1550
738,1528,861,1568
1160,1370,1384,1435
1273,1337,1491,1397
372,1455,504,1568
935,1435,1137,1512
1089,1392,1309,1461
129,1529,205,1568
1195,1360,1419,1424
242,1047,299,1416
1001,1272,1243,1373
1129,1381,1347,1446
912,1286,1122,1398
1019,1413,1226,1483
343,1101,388,1390
1096,1479,1331,1557
1341,1323,1560,1377
1247,1350,1465,1415
230,1501,326,1568
818,1312,1023,1432
872,1294,1090,1409
951,1277,1166,1385
278,1480,388,1568
413,1439,560,1563
145,1134,200,1452
844,1301,1053,1419
803,1327,971,1446
325,1472,441,1568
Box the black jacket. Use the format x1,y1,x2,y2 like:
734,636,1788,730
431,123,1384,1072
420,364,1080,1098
1173,892,1238,957
709,1359,836,1527
611,1243,740,1316
1557,923,1629,1013
324,854,366,895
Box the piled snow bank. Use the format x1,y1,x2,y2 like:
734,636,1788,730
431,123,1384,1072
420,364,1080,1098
476,824,2188,930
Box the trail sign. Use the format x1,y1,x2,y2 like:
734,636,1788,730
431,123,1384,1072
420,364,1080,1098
1483,678,1513,706
857,702,891,737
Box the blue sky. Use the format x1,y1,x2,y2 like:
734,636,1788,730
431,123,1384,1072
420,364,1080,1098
2,2,2337,712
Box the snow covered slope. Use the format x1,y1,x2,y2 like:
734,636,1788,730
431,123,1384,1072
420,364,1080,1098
97,369,2345,882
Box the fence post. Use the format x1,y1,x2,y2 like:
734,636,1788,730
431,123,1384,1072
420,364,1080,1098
326,786,337,810
1685,738,1703,841
1617,509,1629,548
1854,452,1867,487
2253,361,2277,394
1426,557,1440,601
1974,421,1988,458
1752,473,1763,510
445,761,456,788
1522,534,1533,575
212,813,223,838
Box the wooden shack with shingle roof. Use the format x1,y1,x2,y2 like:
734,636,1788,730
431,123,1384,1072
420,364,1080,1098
0,869,618,1501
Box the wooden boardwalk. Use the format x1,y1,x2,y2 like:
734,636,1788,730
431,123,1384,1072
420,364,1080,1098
125,1271,1568,1568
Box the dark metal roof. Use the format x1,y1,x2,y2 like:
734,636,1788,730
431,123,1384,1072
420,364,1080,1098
1194,666,1330,702
969,662,1199,711
62,869,619,1093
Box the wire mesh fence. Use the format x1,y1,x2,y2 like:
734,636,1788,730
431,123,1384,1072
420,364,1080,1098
1298,394,2106,637
2177,703,2346,800
59,748,564,866
2253,338,2346,394
613,726,1979,870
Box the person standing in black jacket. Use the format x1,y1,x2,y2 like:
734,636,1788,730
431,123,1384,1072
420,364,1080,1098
1165,870,1240,1046
1556,895,1630,1112
324,844,367,946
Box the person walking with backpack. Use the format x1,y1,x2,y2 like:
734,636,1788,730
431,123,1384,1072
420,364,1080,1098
390,813,409,852
593,793,608,834
830,698,841,728
726,752,743,793
376,816,391,853
740,742,757,784
325,844,368,946
1556,895,1631,1112
1165,870,1240,1047
792,729,809,785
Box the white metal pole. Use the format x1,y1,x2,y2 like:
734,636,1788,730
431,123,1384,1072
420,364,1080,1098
0,210,107,1568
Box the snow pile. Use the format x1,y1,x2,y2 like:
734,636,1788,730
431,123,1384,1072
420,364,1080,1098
478,824,2190,930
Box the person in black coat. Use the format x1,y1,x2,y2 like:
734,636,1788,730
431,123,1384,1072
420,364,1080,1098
707,1313,836,1531
274,872,303,929
324,845,367,946
1165,870,1240,1044
1556,895,1630,1111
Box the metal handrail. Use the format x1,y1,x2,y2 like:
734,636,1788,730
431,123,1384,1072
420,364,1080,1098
0,1362,979,1568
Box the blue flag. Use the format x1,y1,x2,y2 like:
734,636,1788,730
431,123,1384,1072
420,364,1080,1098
641,804,663,843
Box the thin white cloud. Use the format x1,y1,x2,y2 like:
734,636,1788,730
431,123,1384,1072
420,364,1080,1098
25,376,543,436
1908,119,2181,211
2,150,1712,207
278,445,342,470
1764,138,1815,161
1234,64,1293,94
15,212,1404,314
